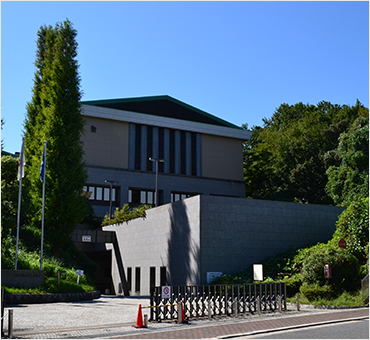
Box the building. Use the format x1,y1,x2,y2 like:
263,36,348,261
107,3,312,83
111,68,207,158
81,95,252,217
76,96,344,296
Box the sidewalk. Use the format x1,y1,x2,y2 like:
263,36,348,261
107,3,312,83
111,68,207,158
2,296,368,339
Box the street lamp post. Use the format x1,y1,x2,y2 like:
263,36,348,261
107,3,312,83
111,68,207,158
149,157,165,207
105,180,118,219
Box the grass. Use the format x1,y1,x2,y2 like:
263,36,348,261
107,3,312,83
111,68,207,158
2,237,96,294
287,289,365,307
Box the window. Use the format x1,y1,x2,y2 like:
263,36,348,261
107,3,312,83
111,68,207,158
150,267,156,287
127,267,132,291
160,267,167,286
83,184,119,206
135,267,141,292
128,188,162,206
171,192,198,202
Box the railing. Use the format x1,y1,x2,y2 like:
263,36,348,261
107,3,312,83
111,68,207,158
150,282,286,321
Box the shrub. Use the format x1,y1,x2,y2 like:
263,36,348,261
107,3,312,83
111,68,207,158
333,197,369,264
300,283,334,301
284,274,302,297
301,244,359,293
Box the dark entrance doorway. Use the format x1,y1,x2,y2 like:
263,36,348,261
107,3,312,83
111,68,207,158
86,250,113,294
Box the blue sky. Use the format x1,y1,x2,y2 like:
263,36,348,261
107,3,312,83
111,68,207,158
1,1,369,154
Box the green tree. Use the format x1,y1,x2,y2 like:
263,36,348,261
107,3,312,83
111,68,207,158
325,116,369,206
244,101,367,204
23,19,87,253
332,198,369,264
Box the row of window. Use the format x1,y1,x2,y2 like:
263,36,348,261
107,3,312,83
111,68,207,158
84,185,197,206
132,124,199,176
126,266,167,292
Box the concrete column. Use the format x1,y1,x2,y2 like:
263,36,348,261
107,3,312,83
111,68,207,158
164,129,170,173
175,130,181,175
128,123,136,170
196,133,202,176
186,132,192,176
152,127,159,171
140,125,147,171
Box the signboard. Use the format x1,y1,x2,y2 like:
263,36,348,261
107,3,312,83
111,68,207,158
82,235,91,242
161,286,171,299
76,269,84,276
323,264,332,279
207,272,222,284
253,264,263,281
338,238,347,249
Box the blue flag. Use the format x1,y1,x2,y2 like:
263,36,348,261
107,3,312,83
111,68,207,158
40,142,47,182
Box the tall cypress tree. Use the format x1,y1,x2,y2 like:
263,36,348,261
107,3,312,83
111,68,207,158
24,19,87,252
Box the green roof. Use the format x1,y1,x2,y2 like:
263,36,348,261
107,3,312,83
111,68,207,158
81,95,242,129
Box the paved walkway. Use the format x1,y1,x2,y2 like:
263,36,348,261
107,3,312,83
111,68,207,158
2,296,368,339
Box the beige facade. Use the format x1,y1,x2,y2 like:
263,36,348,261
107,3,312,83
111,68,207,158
83,117,129,169
201,134,244,181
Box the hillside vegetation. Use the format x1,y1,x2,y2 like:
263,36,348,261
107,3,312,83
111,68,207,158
214,109,369,305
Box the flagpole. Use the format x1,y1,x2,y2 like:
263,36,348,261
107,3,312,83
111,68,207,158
40,140,47,271
15,137,25,270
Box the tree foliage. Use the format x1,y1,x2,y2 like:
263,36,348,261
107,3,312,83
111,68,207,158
325,116,369,206
23,19,87,252
244,100,368,204
332,198,369,264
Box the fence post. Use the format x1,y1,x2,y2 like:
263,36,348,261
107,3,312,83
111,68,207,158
208,300,212,320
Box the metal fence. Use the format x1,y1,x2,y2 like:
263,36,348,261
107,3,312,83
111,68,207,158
150,282,286,321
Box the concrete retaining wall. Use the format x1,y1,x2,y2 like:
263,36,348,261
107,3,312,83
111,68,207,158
1,270,44,288
4,291,101,305
104,195,345,296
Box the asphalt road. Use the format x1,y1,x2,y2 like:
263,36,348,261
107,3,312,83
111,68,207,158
240,319,369,339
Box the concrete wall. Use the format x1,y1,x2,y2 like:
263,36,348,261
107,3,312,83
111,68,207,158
1,270,45,288
103,195,345,296
103,196,201,296
198,196,345,284
82,117,129,169
202,134,244,181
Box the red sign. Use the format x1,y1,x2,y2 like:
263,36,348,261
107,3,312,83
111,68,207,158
338,238,347,249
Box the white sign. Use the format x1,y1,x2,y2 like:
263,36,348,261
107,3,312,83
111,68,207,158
207,272,222,284
82,235,91,242
161,286,171,299
253,264,263,281
76,269,84,276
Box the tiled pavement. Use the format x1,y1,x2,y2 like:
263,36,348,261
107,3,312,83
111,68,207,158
2,296,368,339
115,308,369,339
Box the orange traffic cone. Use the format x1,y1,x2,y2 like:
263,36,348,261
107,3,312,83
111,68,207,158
177,301,188,324
133,304,147,328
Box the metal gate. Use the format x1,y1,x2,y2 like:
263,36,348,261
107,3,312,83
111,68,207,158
150,282,286,321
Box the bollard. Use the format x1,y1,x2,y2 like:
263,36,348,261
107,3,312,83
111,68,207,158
233,299,238,317
208,301,212,320
8,309,13,339
178,304,183,323
256,296,261,316
278,296,282,313
296,295,300,311
143,314,148,327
